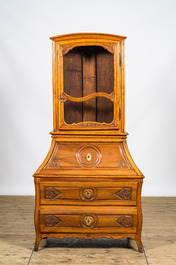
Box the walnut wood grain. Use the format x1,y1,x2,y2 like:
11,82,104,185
40,207,137,233
82,50,96,122
96,48,114,123
41,143,132,171
33,33,144,253
40,181,137,206
63,49,83,124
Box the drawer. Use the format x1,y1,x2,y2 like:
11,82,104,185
40,206,137,234
40,181,137,206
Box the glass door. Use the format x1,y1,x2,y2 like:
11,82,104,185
60,45,118,130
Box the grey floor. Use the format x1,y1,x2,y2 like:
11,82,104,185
0,196,175,264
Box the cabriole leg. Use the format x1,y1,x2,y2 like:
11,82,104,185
135,238,143,253
34,236,41,251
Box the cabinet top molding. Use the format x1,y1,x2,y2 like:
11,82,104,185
50,33,127,42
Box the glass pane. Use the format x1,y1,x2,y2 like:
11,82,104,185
63,46,114,125
64,98,114,124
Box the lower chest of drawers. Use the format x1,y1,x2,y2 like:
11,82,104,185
34,177,143,252
37,179,139,235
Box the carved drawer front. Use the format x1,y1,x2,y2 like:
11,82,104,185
40,181,137,206
40,206,137,233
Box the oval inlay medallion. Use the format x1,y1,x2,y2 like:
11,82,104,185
76,146,102,168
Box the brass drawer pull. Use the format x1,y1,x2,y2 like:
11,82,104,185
86,153,92,162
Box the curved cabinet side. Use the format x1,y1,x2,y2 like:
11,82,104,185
122,139,143,176
34,140,56,175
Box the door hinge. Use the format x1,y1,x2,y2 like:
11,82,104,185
119,53,122,67
119,108,121,120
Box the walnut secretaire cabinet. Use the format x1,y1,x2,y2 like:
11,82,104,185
33,33,144,252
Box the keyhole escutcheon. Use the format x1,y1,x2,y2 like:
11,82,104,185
86,153,92,162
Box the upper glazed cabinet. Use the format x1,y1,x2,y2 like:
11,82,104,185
51,33,126,131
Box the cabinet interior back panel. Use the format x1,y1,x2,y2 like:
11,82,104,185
63,46,114,124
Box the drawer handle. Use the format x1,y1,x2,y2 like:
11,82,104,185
86,153,92,162
85,216,93,226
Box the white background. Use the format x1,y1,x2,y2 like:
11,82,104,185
0,0,176,196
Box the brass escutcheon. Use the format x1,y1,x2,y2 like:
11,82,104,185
86,153,92,162
85,189,92,199
85,216,92,226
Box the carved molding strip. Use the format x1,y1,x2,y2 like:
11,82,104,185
118,144,133,169
44,187,62,199
114,188,132,200
62,120,115,127
48,158,60,167
44,215,61,227
41,233,136,240
61,44,115,55
116,215,133,228
101,44,115,54
60,91,115,103
117,159,128,168
44,143,60,168
80,122,109,126
62,45,74,55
